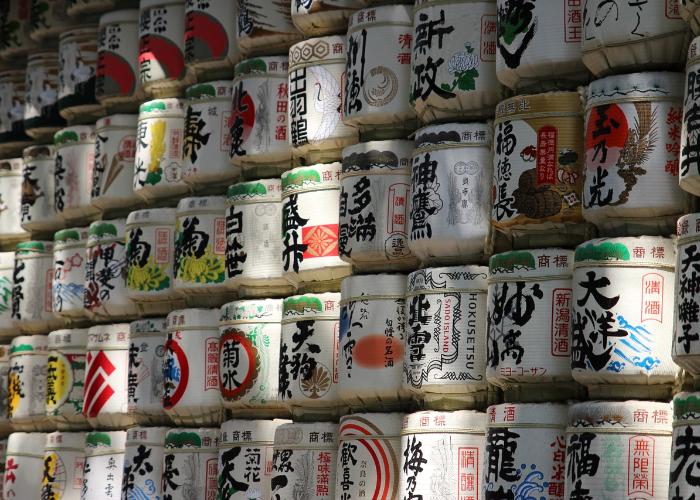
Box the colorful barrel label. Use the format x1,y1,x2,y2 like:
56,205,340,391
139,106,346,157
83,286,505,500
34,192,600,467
8,351,47,420
92,121,138,202
271,445,336,499
85,224,131,315
163,432,218,500
126,224,173,293
134,113,185,191
237,0,296,40
83,343,129,418
58,34,98,109
681,58,700,190
21,150,56,229
3,451,43,500
46,350,85,417
53,235,87,316
54,133,95,217
123,429,165,499
219,438,274,500
11,249,55,326
174,209,226,286
96,16,138,100
128,334,166,414
42,441,85,500
676,219,700,368
138,5,186,85
82,434,125,499
184,0,235,66
219,327,274,405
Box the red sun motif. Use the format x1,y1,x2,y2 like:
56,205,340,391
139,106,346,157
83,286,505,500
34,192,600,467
163,338,189,410
585,104,629,170
139,35,185,80
230,89,255,145
218,329,256,401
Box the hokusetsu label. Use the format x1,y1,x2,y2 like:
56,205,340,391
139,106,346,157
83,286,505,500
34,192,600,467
184,0,237,68
138,4,186,85
96,12,139,101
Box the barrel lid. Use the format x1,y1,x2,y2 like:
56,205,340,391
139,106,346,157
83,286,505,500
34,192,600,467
677,213,700,241
0,252,13,269
495,92,582,122
338,413,403,440
220,419,290,446
0,345,9,363
407,266,488,293
273,422,337,448
7,433,48,455
54,126,96,147
164,428,219,451
289,36,346,68
23,144,56,160
16,240,53,256
488,403,568,427
28,51,59,64
227,178,282,203
87,323,130,349
341,140,413,174
341,274,406,300
568,401,673,433
138,98,185,117
185,81,234,100
130,317,167,335
489,249,574,280
282,163,341,195
176,196,227,214
673,392,700,422
95,114,138,130
414,122,493,150
283,293,341,321
99,8,139,25
85,431,127,454
574,236,676,268
234,56,288,78
10,335,49,355
88,219,126,246
48,328,89,349
220,299,283,324
126,208,176,226
0,158,22,175
54,227,89,246
348,4,412,31
45,431,87,450
402,410,486,434
586,72,684,108
166,308,219,331
126,426,169,444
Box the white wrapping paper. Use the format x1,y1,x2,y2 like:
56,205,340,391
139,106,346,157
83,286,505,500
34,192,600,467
52,227,88,319
0,159,28,243
82,430,125,500
184,0,240,79
3,432,47,500
20,145,61,232
8,335,50,431
128,318,169,425
53,126,98,223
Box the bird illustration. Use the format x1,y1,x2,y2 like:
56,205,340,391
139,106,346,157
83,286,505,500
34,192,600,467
308,65,341,142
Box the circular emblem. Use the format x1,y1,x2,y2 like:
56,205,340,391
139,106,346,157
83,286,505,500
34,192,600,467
163,338,189,409
299,362,332,399
46,352,74,414
363,66,398,107
218,329,257,401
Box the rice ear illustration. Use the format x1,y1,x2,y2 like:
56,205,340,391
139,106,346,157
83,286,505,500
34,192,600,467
102,153,124,194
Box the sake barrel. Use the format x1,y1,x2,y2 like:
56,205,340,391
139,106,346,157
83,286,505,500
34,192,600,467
670,392,700,499
20,145,62,233
125,208,186,313
339,140,417,271
162,428,219,500
572,236,678,399
335,413,402,498
565,400,672,499
54,126,99,223
138,0,195,98
11,241,61,334
184,0,240,80
96,10,142,110
128,318,169,425
57,27,102,123
495,0,588,90
52,227,88,319
0,0,36,61
219,299,287,417
8,336,50,431
338,275,408,409
492,92,589,250
29,0,75,42
3,433,47,499
487,248,581,402
675,213,700,375
0,159,29,244
182,82,241,187
485,403,568,498
0,346,10,434
280,293,342,419
271,421,337,499
404,266,488,409
236,0,302,57
281,164,352,292
683,0,700,34
288,36,359,163
584,72,686,235
408,123,492,265
410,0,500,123
46,329,88,430
342,6,417,136
82,430,126,499
219,419,290,500
0,70,32,155
84,219,138,320
163,308,222,426
0,254,13,338
23,51,66,141
173,196,231,304
41,431,85,500
582,0,688,77
229,56,293,176
681,40,700,198
123,426,168,499
400,410,486,500
291,0,360,37
133,98,190,201
92,115,141,211
84,324,135,429
67,0,115,16
225,179,294,297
